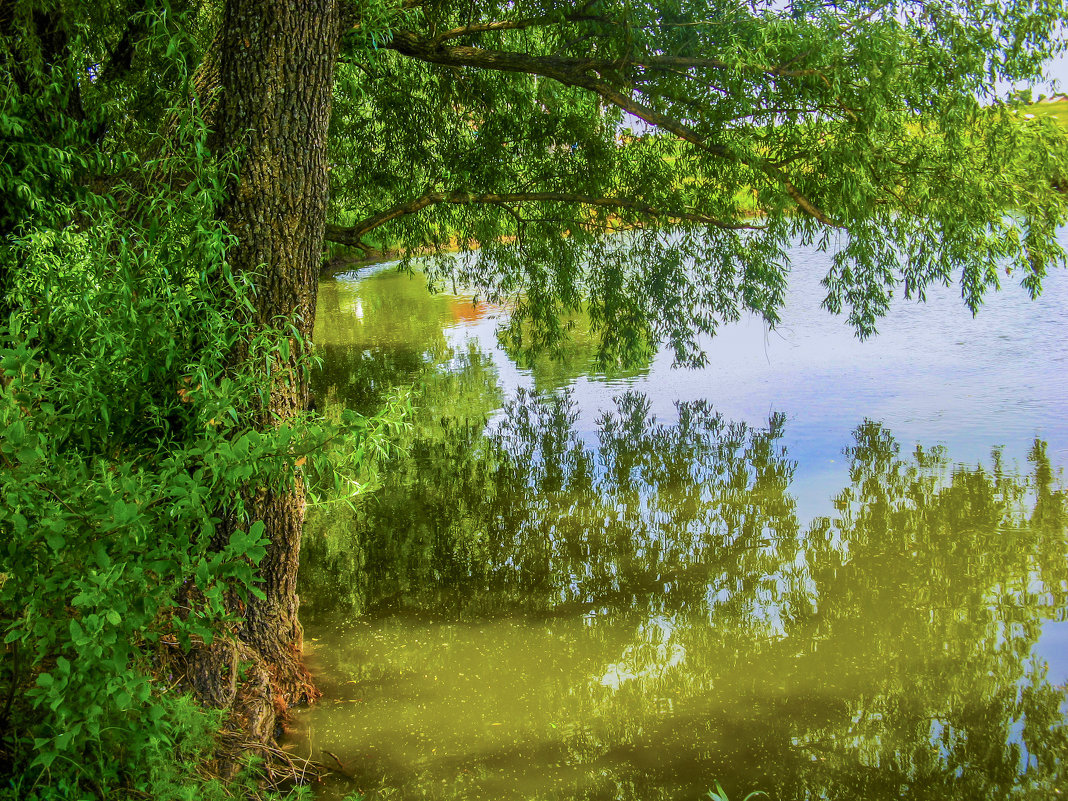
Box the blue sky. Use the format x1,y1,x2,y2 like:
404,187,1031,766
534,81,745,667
1041,51,1068,89
1001,51,1068,99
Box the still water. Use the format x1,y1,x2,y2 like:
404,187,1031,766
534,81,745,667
290,232,1068,801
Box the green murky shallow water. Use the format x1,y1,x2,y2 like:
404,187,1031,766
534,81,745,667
288,234,1068,801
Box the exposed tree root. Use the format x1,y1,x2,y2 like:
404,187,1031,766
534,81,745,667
157,634,323,789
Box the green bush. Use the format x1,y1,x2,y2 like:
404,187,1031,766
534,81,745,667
0,6,398,797
0,153,290,799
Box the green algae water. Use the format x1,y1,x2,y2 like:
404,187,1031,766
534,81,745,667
289,234,1068,801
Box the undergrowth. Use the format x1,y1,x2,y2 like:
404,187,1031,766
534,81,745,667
0,4,398,798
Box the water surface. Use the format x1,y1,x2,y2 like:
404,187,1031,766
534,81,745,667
292,233,1068,801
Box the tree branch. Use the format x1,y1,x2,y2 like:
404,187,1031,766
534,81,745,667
95,0,150,86
325,190,765,248
392,30,821,83
777,2,892,71
431,12,604,44
385,31,842,227
386,31,731,151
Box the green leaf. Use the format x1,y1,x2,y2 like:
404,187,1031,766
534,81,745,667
69,618,86,645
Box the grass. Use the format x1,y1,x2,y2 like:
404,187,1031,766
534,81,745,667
708,783,769,801
1014,99,1068,131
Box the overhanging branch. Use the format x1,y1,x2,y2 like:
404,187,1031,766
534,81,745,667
324,190,765,248
385,31,841,227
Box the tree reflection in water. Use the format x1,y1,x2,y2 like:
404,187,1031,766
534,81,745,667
298,365,1067,800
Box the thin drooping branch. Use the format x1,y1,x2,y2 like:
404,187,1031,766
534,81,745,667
431,11,604,44
324,190,765,248
776,1,891,71
385,31,841,227
143,26,222,174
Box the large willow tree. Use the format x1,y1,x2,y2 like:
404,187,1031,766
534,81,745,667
1,0,1067,794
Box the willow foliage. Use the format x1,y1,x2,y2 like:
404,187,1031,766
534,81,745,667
326,0,1068,360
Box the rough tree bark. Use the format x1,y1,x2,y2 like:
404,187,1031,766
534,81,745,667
193,0,341,735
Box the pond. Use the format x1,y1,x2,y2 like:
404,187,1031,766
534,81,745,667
288,231,1068,801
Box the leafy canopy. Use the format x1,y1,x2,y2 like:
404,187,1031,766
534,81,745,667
326,0,1068,362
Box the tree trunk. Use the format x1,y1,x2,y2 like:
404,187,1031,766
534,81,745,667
208,0,340,720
